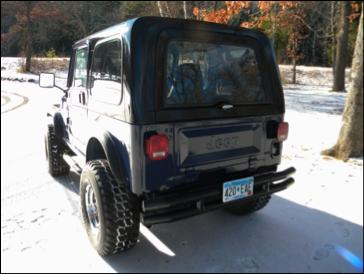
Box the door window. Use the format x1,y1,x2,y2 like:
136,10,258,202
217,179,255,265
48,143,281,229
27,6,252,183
90,40,122,105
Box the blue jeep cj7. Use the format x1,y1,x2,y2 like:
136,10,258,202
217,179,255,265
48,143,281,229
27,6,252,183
40,17,295,256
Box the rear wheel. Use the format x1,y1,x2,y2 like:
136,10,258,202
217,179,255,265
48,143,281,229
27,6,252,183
225,195,271,215
80,160,140,256
45,124,69,176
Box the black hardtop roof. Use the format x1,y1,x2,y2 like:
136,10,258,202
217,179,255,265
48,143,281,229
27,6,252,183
73,16,266,49
73,18,137,48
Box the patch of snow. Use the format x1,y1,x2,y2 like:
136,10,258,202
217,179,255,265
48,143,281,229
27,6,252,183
279,65,351,87
284,84,346,115
1,57,69,85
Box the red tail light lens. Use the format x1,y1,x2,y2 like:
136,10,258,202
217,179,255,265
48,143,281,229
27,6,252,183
145,134,169,160
277,122,289,142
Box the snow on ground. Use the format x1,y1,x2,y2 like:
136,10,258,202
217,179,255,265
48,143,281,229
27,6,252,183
278,67,362,227
1,59,363,272
1,57,69,84
279,64,351,87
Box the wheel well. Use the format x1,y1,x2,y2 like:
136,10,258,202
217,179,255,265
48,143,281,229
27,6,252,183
86,138,107,162
85,135,132,193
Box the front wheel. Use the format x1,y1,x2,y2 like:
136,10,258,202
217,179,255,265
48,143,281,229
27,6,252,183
45,124,69,176
80,160,140,256
225,195,271,215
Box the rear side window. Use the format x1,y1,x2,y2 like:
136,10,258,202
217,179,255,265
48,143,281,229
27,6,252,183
90,39,122,105
165,41,268,107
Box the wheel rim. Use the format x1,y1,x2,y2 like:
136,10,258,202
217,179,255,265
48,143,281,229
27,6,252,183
84,182,100,234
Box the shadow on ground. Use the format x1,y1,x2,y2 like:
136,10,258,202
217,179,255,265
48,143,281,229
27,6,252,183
55,170,80,195
56,173,363,273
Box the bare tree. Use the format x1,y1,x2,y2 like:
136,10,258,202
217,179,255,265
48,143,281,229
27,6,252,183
2,1,36,72
164,1,172,17
330,1,336,69
332,1,350,92
24,1,33,72
157,1,165,17
322,6,363,160
183,1,187,19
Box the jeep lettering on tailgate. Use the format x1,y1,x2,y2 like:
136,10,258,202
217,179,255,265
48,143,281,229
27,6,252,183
206,135,239,151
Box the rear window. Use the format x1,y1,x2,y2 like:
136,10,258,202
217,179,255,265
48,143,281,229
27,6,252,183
164,41,269,107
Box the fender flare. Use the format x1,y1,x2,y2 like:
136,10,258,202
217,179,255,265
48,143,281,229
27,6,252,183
46,109,67,140
53,112,67,139
86,131,132,192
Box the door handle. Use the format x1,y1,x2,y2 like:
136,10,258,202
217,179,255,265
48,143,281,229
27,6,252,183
78,91,86,105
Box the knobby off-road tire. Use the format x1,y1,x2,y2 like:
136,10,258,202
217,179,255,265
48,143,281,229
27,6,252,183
45,124,69,176
225,195,271,215
80,160,140,256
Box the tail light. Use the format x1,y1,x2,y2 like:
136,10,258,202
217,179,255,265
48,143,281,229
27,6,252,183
145,134,169,160
277,122,289,142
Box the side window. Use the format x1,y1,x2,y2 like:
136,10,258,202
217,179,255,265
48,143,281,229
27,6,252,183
90,40,122,105
74,48,88,87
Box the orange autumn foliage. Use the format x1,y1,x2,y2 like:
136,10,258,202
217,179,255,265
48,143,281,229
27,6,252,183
193,1,250,24
194,1,311,63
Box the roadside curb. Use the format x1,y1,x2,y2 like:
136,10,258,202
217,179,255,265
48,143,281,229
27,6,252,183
1,90,29,114
1,76,37,83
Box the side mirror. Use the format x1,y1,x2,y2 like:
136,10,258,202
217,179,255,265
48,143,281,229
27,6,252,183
39,73,55,88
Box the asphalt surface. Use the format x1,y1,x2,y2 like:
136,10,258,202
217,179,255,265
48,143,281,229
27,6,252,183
1,80,363,273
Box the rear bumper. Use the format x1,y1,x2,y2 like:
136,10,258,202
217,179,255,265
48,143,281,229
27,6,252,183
141,167,296,226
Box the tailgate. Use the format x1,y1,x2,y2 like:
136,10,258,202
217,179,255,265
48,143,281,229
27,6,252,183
176,122,263,168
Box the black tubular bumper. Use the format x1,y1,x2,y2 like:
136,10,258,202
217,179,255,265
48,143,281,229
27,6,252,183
141,167,296,226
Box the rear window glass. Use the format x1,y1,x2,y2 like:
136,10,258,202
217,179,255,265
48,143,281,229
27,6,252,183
164,41,269,107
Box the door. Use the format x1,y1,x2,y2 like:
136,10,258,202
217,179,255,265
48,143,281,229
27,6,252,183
68,45,89,151
87,38,124,124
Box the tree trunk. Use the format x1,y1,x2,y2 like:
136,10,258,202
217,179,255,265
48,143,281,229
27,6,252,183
183,1,187,19
271,3,278,50
214,1,218,12
312,31,316,65
291,37,297,84
25,1,32,72
322,7,363,160
271,18,276,50
331,1,336,70
157,1,165,17
332,1,350,92
164,2,172,17
292,58,297,84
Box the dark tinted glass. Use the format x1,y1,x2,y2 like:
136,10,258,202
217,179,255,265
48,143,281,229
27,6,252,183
165,41,268,107
91,40,122,104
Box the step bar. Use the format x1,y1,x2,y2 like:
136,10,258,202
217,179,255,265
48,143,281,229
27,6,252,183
63,154,84,174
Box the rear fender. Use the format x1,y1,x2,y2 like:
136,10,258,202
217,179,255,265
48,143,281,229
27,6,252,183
86,132,132,193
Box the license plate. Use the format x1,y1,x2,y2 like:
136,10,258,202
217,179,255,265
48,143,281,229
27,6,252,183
223,177,254,203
